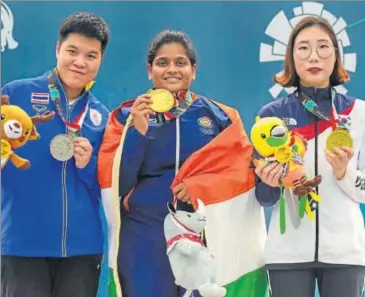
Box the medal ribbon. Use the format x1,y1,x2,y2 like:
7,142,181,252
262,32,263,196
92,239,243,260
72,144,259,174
48,70,89,137
299,88,350,131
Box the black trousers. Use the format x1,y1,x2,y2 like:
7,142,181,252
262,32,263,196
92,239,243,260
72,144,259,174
1,255,102,297
268,266,365,297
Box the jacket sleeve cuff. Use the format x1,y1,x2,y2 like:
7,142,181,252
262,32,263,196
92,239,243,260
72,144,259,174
255,179,281,207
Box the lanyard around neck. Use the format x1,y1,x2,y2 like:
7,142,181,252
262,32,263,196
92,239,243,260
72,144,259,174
299,88,349,131
48,70,89,137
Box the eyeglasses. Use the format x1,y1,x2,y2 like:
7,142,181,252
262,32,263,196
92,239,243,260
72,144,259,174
294,42,335,60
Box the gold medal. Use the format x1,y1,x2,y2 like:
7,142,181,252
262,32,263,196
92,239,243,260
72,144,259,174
326,129,353,151
274,146,293,164
148,89,174,113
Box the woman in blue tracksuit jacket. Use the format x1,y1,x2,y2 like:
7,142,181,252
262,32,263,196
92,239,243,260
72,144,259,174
99,30,234,297
1,12,110,297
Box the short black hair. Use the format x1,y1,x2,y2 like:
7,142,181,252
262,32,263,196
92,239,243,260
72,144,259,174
147,30,197,66
58,12,110,53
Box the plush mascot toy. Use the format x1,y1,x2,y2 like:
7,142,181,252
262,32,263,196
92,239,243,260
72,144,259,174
1,95,54,169
250,116,322,233
164,199,226,297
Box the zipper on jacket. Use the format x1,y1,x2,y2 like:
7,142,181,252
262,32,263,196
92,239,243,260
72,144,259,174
314,88,319,261
59,82,82,257
61,159,68,257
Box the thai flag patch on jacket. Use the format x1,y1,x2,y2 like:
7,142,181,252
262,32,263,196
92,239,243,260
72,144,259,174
31,92,49,104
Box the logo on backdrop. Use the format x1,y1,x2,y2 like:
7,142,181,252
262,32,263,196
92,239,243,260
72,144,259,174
1,1,19,52
259,1,357,99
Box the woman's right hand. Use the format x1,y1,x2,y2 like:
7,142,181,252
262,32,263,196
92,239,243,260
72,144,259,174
130,94,155,135
255,162,283,187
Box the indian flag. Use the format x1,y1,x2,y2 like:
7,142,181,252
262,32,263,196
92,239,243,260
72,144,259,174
98,99,268,297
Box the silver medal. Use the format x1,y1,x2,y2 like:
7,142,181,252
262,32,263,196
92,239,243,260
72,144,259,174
50,134,74,161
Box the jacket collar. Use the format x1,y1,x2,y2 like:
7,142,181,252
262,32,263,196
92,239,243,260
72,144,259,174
298,85,331,102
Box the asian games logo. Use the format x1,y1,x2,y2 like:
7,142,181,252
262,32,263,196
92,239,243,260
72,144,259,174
259,2,357,99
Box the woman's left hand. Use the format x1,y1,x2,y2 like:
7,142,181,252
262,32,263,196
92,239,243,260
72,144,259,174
325,147,354,180
172,182,192,204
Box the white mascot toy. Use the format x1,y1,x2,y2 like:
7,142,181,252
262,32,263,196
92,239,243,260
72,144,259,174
164,199,227,297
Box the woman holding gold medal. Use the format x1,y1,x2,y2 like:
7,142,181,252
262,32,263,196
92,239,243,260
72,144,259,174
97,30,259,297
254,16,365,297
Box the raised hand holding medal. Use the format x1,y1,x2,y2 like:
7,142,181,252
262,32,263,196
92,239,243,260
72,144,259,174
148,89,175,113
50,134,75,162
323,94,354,180
48,70,90,165
73,137,93,169
131,88,175,135
326,129,353,152
325,146,354,180
148,88,193,121
130,94,155,135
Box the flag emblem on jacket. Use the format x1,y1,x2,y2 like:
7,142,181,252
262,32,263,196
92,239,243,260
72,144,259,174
31,92,49,105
